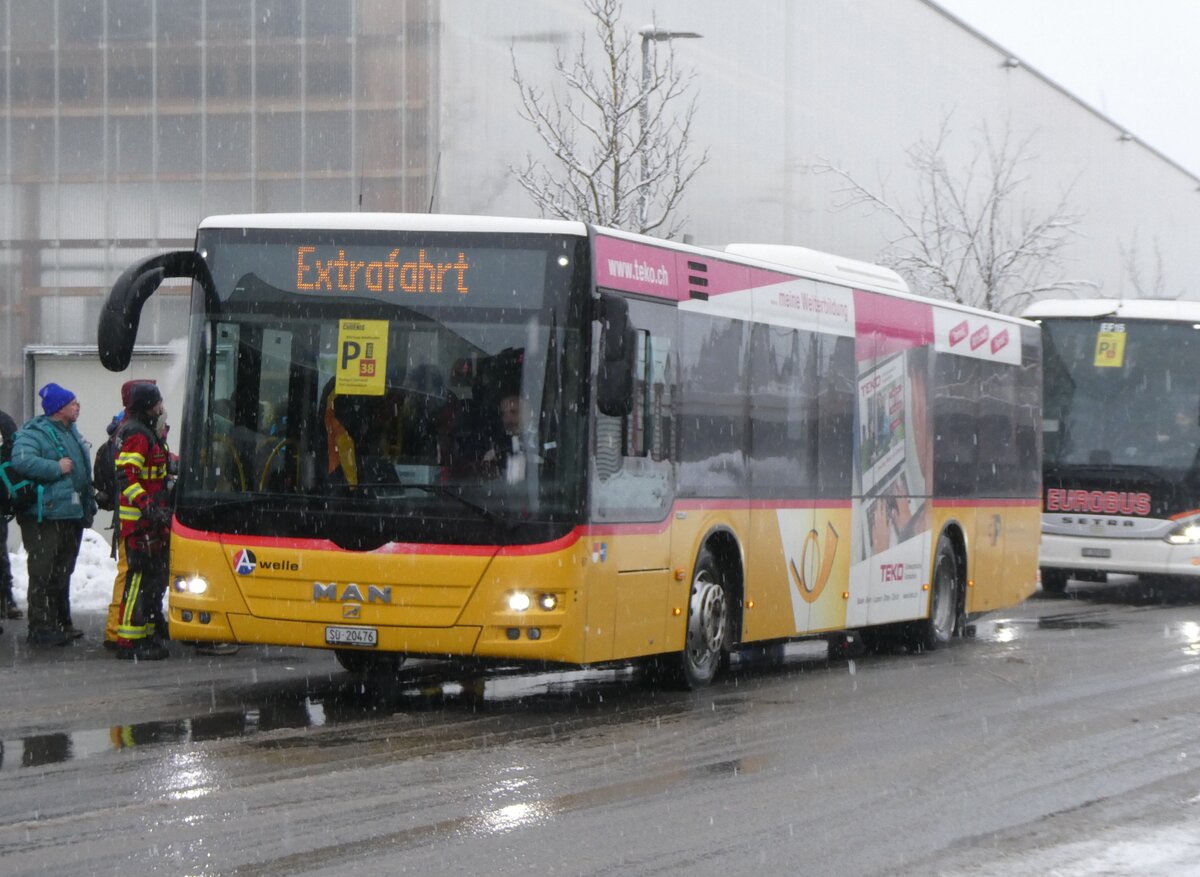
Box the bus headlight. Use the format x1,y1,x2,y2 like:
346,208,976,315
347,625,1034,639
538,593,558,611
1166,517,1200,544
173,575,210,595
507,591,532,612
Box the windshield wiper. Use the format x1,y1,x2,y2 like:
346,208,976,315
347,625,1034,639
405,483,508,528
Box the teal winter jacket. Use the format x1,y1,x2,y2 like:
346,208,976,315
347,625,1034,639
11,415,97,526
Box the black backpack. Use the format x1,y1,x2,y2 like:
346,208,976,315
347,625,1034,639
93,431,120,512
0,413,42,520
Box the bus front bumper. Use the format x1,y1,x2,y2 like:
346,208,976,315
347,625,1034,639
169,608,577,663
1040,532,1200,578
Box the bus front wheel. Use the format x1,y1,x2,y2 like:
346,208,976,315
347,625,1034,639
676,547,731,689
1040,567,1069,596
334,649,404,676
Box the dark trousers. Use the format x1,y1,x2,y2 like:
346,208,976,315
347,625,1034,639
18,518,83,634
116,545,168,645
0,517,14,606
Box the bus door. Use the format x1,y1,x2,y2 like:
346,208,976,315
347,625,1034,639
748,320,816,638
588,298,677,662
973,360,1019,610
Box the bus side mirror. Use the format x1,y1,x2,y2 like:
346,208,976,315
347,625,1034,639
99,250,200,371
596,294,635,417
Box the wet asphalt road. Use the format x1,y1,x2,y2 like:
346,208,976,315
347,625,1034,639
2,579,1200,876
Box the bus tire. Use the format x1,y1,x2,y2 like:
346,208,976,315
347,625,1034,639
675,546,732,689
912,534,960,651
1040,567,1069,596
334,649,404,676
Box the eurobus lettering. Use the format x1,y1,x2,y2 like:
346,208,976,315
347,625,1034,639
98,213,1041,688
1045,488,1152,516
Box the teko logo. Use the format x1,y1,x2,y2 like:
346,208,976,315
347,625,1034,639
880,562,906,583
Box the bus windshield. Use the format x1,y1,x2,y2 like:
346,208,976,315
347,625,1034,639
1041,317,1200,473
175,228,588,548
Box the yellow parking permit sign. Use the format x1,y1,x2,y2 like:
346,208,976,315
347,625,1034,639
1093,329,1126,368
335,319,388,395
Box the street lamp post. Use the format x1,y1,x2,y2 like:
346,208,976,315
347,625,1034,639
637,25,701,233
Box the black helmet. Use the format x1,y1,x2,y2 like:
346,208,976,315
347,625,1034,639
128,381,163,417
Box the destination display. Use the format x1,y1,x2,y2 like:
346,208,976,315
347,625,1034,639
200,234,552,310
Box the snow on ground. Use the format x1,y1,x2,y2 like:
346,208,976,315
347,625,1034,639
938,821,1200,876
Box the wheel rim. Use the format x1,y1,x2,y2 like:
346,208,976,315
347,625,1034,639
931,554,956,640
686,570,727,670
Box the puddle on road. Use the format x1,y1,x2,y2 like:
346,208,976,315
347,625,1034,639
0,643,829,772
1035,614,1116,631
973,610,1117,644
0,663,655,771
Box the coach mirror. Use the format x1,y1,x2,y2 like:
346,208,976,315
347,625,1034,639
596,293,635,417
99,250,202,371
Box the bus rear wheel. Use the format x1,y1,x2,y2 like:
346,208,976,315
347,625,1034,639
911,535,960,651
675,547,731,689
334,649,405,676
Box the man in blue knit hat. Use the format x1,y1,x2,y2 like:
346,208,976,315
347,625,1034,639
10,382,96,646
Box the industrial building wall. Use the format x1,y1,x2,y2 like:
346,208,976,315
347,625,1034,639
438,0,1200,308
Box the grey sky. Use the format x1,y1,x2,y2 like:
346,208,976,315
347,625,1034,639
935,0,1200,177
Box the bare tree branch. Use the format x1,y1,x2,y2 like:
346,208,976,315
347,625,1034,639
510,0,708,237
812,115,1097,313
1120,232,1178,299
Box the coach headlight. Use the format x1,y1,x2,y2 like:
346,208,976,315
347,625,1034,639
507,591,532,612
1166,516,1200,544
173,575,210,595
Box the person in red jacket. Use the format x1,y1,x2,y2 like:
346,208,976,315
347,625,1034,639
113,382,171,661
102,378,156,648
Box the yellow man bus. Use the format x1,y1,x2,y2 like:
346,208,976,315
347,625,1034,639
99,214,1041,687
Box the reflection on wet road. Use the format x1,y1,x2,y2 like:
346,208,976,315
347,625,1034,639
0,653,805,772
4,595,1181,775
7,583,1200,877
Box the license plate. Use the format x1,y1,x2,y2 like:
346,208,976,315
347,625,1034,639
325,626,378,647
1081,548,1111,558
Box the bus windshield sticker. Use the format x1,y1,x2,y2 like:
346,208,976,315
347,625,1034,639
1093,323,1127,368
335,319,388,395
